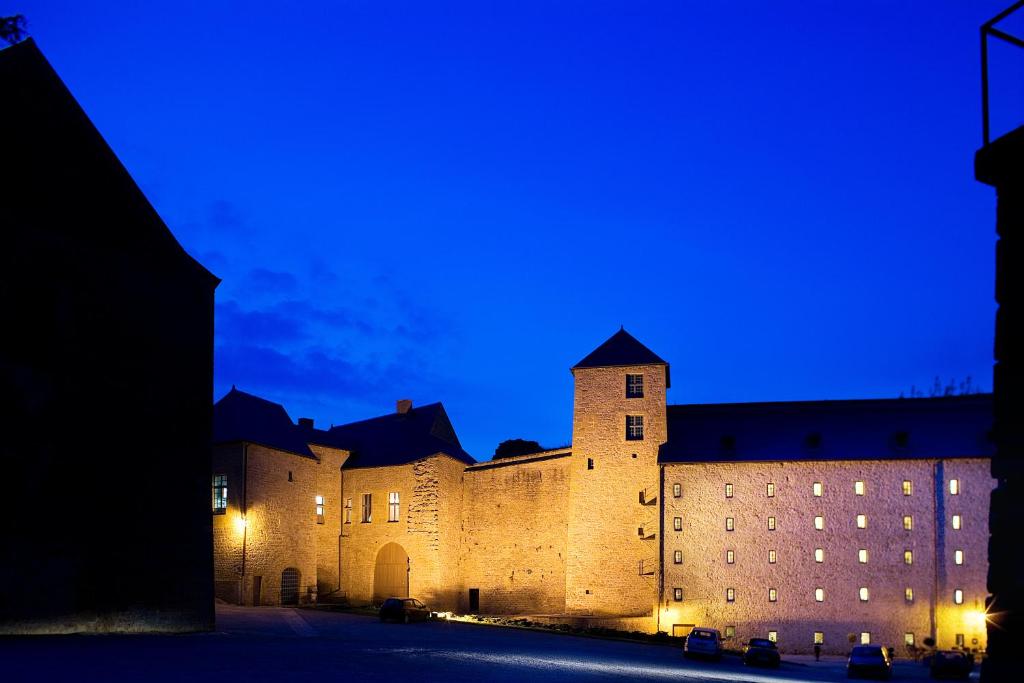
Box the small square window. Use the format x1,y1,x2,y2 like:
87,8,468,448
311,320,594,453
860,632,871,645
854,481,865,496
726,588,735,602
905,632,915,647
725,517,734,531
952,514,962,530
954,589,964,604
673,587,683,601
726,549,735,564
768,630,778,643
815,587,824,602
767,516,776,531
856,514,867,529
626,415,644,441
955,633,965,647
766,482,775,497
902,480,913,496
626,373,644,398
858,549,868,563
674,550,683,564
949,479,960,495
768,588,777,602
813,481,823,497
725,483,734,498
903,515,913,531
725,625,736,639
904,550,913,565
905,587,914,603
814,631,824,645
859,587,869,602
673,516,683,531
814,548,824,563
673,483,681,497
954,549,964,565
814,516,824,530
768,549,777,564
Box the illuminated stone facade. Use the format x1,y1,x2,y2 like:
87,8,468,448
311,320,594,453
212,330,992,654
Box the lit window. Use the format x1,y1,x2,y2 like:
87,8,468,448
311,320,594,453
725,483,734,498
860,632,871,645
767,516,776,531
626,415,644,441
904,550,913,565
902,480,913,496
814,548,824,563
856,514,867,529
768,549,777,564
767,482,775,497
952,514,962,530
626,373,644,398
903,515,913,531
815,588,824,602
814,516,824,530
768,588,777,602
858,549,868,564
855,481,865,496
344,498,352,524
361,493,372,523
859,587,869,602
954,550,964,565
726,517,734,531
814,631,824,645
315,494,325,524
726,550,735,564
673,483,682,498
725,625,736,639
726,588,735,602
673,587,683,601
388,492,400,522
674,550,683,564
954,589,964,605
905,587,914,602
955,634,965,647
768,630,778,643
949,479,960,495
673,516,683,531
813,481,823,497
905,633,915,647
212,474,228,514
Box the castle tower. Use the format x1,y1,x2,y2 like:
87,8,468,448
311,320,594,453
565,329,669,616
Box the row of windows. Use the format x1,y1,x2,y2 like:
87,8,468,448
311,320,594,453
343,493,401,524
670,547,967,565
715,628,967,648
674,587,968,605
670,513,965,531
699,479,963,499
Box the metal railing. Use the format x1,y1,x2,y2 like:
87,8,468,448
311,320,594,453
981,1,1024,145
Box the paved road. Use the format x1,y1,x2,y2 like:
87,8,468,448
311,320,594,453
0,606,975,682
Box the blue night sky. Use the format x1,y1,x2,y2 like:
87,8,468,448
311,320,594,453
10,1,1021,459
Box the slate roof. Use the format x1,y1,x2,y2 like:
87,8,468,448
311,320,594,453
213,388,315,458
310,403,476,469
658,394,993,464
573,329,670,386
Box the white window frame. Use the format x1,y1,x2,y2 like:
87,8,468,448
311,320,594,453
388,491,400,522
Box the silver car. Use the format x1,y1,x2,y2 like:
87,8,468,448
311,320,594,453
683,627,723,661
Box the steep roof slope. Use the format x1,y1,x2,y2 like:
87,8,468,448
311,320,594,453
213,388,315,458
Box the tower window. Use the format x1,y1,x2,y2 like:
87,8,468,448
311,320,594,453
954,589,964,605
361,493,372,523
859,587,869,602
949,479,960,495
388,492,400,522
904,550,913,565
814,548,824,563
673,516,683,531
725,517,734,531
673,587,683,601
813,481,823,497
766,482,775,497
726,588,735,602
768,588,778,602
815,588,824,602
767,516,776,531
768,549,777,564
674,550,683,564
626,374,644,398
955,549,964,565
905,587,914,603
858,549,868,564
854,481,865,495
725,483,734,498
903,515,913,530
952,514,962,530
673,483,681,497
315,495,325,524
726,549,735,564
856,514,867,529
814,516,824,530
212,474,227,514
587,458,594,470
626,415,644,441
902,480,913,496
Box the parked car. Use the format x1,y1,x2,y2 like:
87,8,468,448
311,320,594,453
847,645,893,679
683,627,723,661
743,637,781,668
379,597,431,623
929,650,973,679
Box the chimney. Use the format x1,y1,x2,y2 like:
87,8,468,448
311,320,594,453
396,399,413,414
298,417,314,430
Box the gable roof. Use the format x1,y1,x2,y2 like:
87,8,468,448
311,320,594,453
573,328,669,386
213,388,315,458
659,394,993,464
311,403,475,469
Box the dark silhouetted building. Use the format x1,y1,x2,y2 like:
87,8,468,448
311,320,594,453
0,39,218,633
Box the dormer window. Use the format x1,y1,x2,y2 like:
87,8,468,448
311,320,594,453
626,374,644,398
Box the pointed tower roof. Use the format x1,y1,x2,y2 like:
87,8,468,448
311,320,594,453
573,328,669,384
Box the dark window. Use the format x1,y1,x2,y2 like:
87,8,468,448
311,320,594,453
626,374,644,398
361,493,372,523
587,458,594,470
212,474,227,514
626,415,644,441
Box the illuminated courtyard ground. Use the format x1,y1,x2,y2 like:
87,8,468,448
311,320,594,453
0,606,977,682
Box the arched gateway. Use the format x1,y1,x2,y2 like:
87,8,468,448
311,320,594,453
373,542,409,602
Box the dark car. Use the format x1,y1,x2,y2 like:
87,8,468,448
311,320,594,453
379,597,431,623
743,638,781,668
930,650,973,680
683,627,723,661
847,645,892,679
